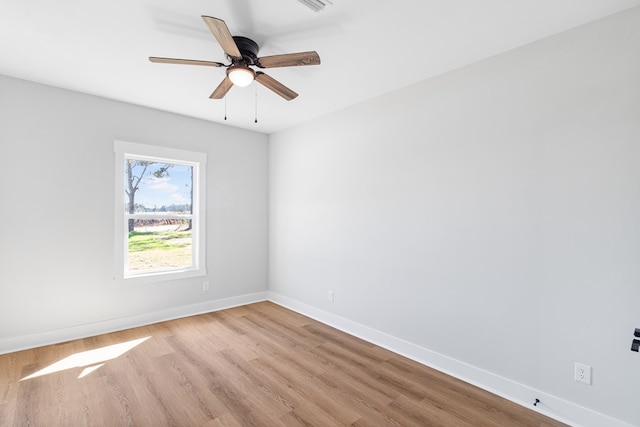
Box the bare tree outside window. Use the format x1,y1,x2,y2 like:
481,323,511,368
125,160,172,232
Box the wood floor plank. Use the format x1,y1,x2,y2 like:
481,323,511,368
280,402,358,426
315,341,426,401
249,351,364,424
0,382,18,427
156,351,229,419
387,393,478,427
0,302,567,426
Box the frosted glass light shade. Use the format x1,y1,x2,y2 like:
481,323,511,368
227,66,255,87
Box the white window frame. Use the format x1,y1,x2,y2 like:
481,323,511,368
114,140,207,283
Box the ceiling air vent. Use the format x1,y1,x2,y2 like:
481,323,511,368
297,0,333,12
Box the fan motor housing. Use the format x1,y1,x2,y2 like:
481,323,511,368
232,36,260,65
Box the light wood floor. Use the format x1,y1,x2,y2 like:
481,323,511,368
0,302,566,426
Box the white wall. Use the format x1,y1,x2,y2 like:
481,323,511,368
269,7,640,426
0,75,269,351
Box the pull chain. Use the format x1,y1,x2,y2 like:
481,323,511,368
222,89,258,123
254,83,258,124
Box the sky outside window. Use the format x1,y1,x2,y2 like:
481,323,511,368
126,162,193,212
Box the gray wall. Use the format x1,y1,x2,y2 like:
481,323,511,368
0,75,269,349
269,8,640,426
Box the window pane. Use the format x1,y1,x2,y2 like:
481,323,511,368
123,158,195,274
127,218,193,272
124,160,193,215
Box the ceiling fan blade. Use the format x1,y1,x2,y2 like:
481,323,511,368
257,51,320,68
255,72,298,101
210,77,234,99
149,57,225,67
201,16,242,59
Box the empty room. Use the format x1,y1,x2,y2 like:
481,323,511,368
1,1,639,426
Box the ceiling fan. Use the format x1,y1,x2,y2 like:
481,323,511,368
149,15,320,101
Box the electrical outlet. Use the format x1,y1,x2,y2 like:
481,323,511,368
574,362,592,385
202,281,210,291
328,291,334,302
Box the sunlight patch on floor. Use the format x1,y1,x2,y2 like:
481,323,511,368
78,363,105,378
21,336,150,381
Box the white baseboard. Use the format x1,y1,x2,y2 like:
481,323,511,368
267,292,633,427
0,292,268,355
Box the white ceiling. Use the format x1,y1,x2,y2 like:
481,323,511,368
2,0,639,134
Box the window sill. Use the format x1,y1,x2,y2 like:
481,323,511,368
114,268,207,285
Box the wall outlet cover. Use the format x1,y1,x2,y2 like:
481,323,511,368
574,362,592,385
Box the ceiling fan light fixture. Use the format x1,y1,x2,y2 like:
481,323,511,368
227,65,255,87
151,15,320,102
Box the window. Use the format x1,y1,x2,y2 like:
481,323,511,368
114,141,206,282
